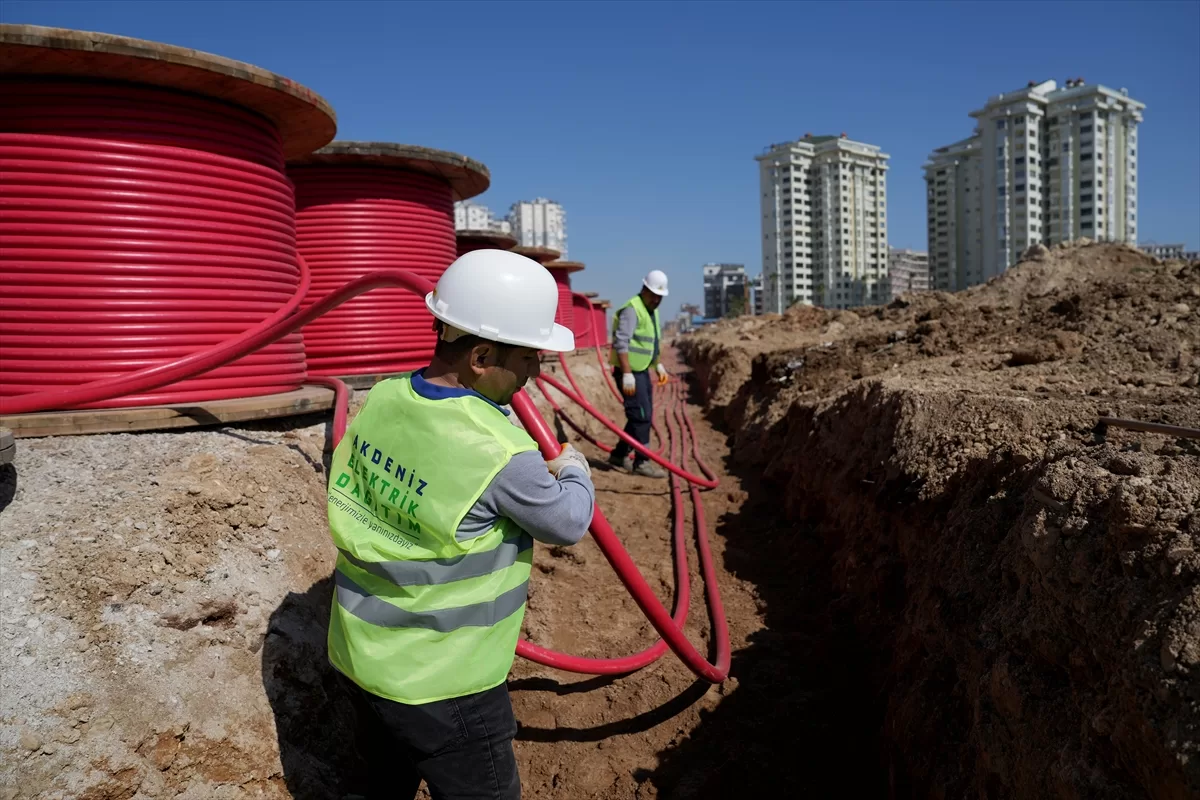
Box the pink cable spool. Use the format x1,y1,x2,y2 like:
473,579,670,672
577,291,602,349
0,24,335,410
542,259,584,343
288,142,490,377
570,293,594,348
455,229,516,258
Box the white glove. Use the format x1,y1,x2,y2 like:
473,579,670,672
546,443,591,478
656,363,669,385
622,372,636,396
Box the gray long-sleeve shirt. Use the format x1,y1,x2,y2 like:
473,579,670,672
459,452,593,546
612,306,638,356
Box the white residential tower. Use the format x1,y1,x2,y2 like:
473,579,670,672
926,78,1144,291
757,134,889,311
509,198,567,256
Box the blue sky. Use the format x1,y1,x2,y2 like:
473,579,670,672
3,0,1198,313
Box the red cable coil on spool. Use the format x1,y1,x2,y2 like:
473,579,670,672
455,230,516,258
290,165,456,377
570,293,594,347
592,302,609,347
549,269,574,331
0,80,307,409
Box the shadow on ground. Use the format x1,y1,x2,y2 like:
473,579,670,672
640,377,890,798
262,575,368,800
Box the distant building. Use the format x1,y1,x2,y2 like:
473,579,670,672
702,263,748,318
454,200,512,235
926,78,1145,292
885,248,931,300
748,274,764,315
757,133,890,312
509,198,567,256
1140,243,1186,260
455,200,493,231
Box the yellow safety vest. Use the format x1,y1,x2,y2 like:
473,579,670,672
609,294,661,372
326,374,537,704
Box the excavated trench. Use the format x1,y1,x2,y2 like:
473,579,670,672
676,243,1200,799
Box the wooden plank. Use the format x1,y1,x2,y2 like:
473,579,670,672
0,23,336,158
0,386,334,439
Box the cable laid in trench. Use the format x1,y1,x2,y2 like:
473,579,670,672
530,339,729,679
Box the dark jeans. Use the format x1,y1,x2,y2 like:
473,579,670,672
343,675,520,800
611,368,653,466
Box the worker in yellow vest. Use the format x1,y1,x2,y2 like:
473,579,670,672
327,249,595,800
607,270,670,478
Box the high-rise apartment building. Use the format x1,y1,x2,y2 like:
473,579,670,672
757,134,889,312
749,275,764,316
509,198,567,256
1140,243,1186,260
925,136,984,291
702,263,748,318
455,200,492,231
885,248,931,300
926,78,1144,291
454,200,512,234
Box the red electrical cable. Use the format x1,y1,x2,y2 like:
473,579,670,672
290,165,456,377
535,375,612,453
549,268,573,331
569,292,594,348
0,80,307,409
538,372,715,488
592,302,609,349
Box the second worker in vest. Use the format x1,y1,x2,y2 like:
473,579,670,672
326,250,595,800
607,270,670,478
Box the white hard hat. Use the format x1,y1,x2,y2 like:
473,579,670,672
643,269,669,297
425,249,575,352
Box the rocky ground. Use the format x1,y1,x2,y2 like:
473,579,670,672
678,242,1200,798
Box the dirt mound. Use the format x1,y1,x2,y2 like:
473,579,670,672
679,242,1200,797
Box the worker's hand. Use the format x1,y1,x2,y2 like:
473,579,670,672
656,363,670,386
621,372,637,396
546,443,591,478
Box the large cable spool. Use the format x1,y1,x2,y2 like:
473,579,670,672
570,291,596,348
0,24,335,410
456,228,516,258
541,257,584,341
289,142,489,377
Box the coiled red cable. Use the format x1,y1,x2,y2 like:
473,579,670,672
592,303,609,348
570,292,595,347
290,165,455,376
549,268,574,331
0,80,306,409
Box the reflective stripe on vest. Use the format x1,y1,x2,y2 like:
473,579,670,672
610,294,661,372
326,374,538,705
